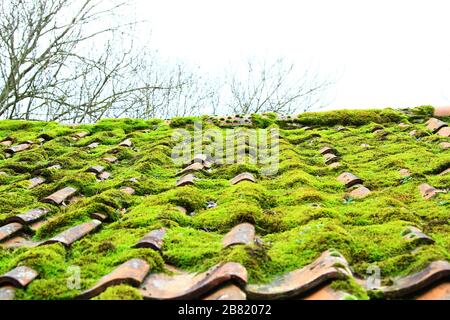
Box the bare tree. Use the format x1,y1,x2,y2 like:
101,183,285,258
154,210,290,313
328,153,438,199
227,58,331,115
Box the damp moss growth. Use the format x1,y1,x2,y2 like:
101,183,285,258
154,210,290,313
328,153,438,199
0,107,449,300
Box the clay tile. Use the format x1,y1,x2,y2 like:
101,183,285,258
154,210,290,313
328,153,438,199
0,223,23,242
42,187,77,205
97,171,111,181
230,172,256,185
48,164,62,170
328,162,341,169
40,220,101,247
347,185,371,199
319,147,337,155
176,162,204,176
102,156,118,163
5,143,32,154
4,208,50,225
437,127,450,137
0,138,12,146
87,142,100,149
409,130,417,137
439,168,450,176
324,153,339,165
398,123,410,128
174,206,187,214
415,282,450,300
418,183,441,200
203,284,247,300
89,212,108,221
0,266,38,288
120,187,135,195
0,286,15,300
433,106,450,117
191,154,212,164
86,165,105,174
426,118,448,132
402,226,434,245
140,262,248,300
440,142,450,150
28,176,46,189
380,260,450,298
176,174,195,187
246,250,352,299
371,125,384,132
222,223,255,248
399,169,411,177
337,172,363,188
133,228,166,251
78,259,150,299
74,132,89,139
119,138,132,147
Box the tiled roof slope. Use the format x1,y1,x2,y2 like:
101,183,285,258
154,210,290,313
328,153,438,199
0,105,449,300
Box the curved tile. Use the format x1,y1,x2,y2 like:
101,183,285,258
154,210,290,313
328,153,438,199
402,226,434,245
324,153,339,165
133,228,166,251
319,147,337,155
230,172,256,185
222,223,255,248
426,118,447,132
0,223,23,242
0,286,15,300
203,284,247,300
2,208,50,226
140,262,248,300
42,187,77,205
120,187,135,195
119,138,132,147
437,127,450,137
337,172,363,188
379,260,450,298
176,162,204,176
418,183,443,200
415,282,450,300
246,250,352,300
347,185,371,199
28,176,46,189
40,220,101,247
0,266,38,288
176,174,195,187
78,259,150,299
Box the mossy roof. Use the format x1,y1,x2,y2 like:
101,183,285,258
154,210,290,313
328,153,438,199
0,106,449,300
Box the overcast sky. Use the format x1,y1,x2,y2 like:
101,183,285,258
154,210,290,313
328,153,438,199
135,0,450,110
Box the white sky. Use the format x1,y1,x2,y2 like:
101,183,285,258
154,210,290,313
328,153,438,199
135,0,450,110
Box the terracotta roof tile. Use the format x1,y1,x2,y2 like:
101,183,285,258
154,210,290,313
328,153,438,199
0,266,38,288
222,223,255,248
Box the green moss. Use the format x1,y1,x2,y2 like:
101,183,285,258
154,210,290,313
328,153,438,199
93,285,143,300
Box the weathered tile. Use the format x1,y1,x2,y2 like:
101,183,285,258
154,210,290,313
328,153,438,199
97,171,111,181
78,259,150,299
440,142,450,150
1,235,37,249
203,284,247,300
398,122,410,128
246,250,352,299
402,226,434,245
89,212,108,221
176,162,204,176
0,286,15,300
230,172,256,185
119,138,132,147
3,208,50,225
0,223,23,242
415,282,450,300
302,284,350,300
437,126,450,137
347,185,371,199
0,138,12,146
102,156,118,163
74,131,90,139
324,153,339,165
42,187,77,205
409,130,418,137
399,168,411,177
328,162,341,169
28,176,46,189
222,223,255,248
5,142,32,154
174,206,187,214
379,260,450,298
87,142,99,149
86,165,105,174
140,262,247,300
439,168,450,176
191,153,210,164
418,183,442,200
0,266,38,288
426,118,447,132
133,228,166,251
319,147,337,155
176,174,195,187
120,186,135,195
40,220,101,247
337,172,363,188
48,164,62,170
